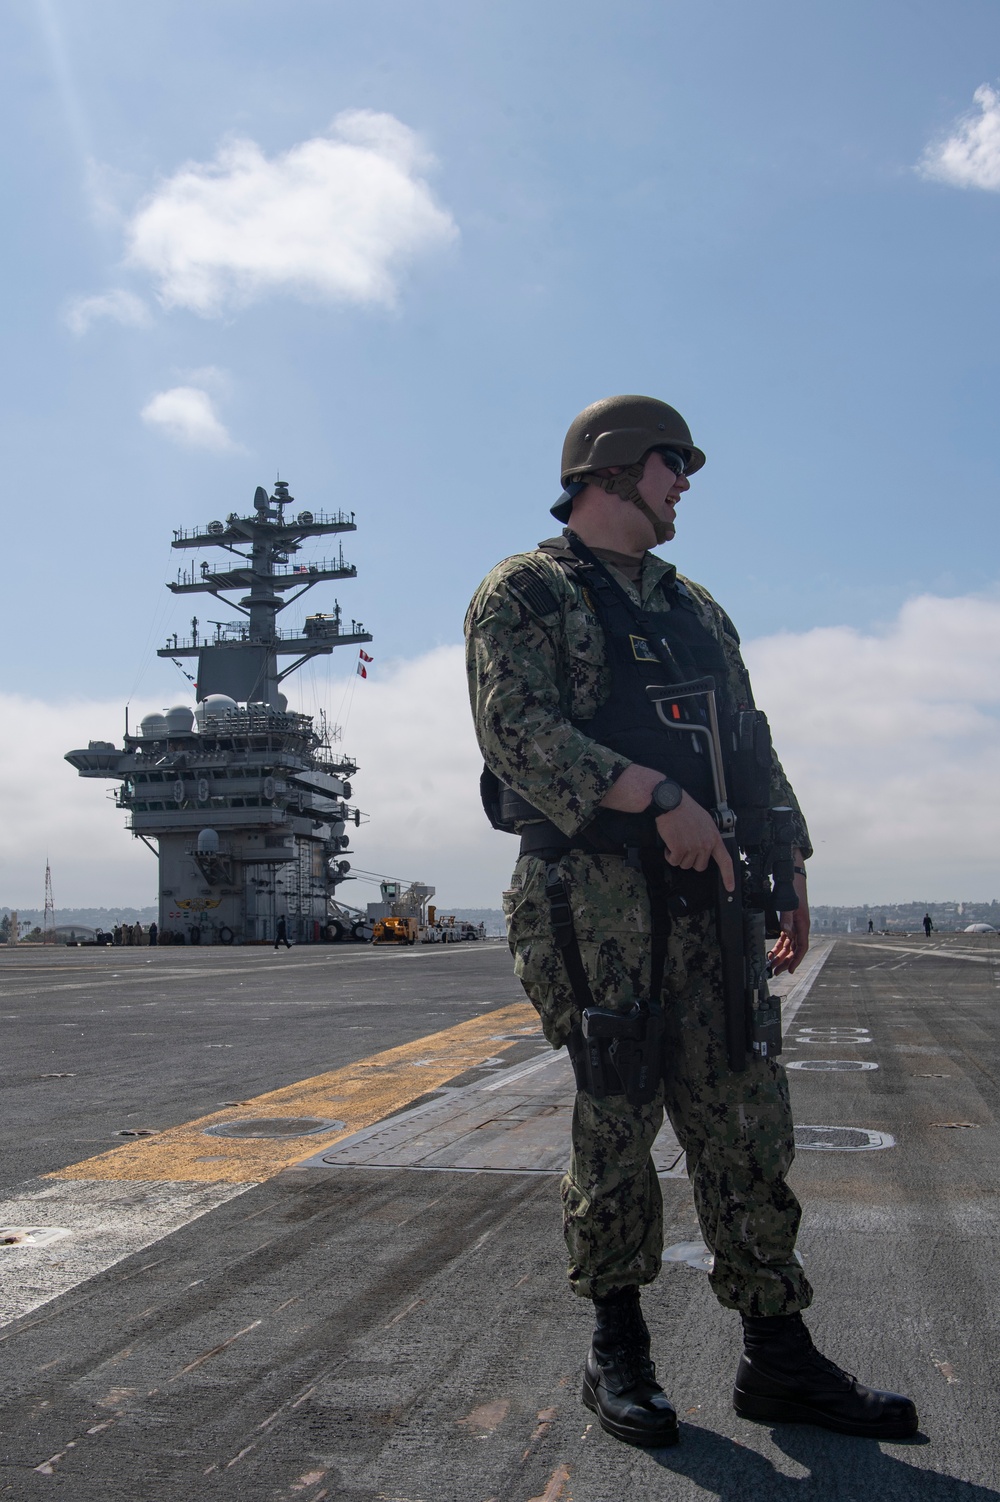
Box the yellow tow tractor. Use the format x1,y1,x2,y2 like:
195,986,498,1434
372,915,419,946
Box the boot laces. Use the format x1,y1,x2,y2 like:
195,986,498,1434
788,1327,857,1389
802,1345,858,1389
606,1343,657,1392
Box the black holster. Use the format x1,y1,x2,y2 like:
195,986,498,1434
578,1004,665,1106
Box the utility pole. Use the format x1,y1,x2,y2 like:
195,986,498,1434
43,861,56,945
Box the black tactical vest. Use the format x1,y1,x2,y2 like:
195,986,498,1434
552,538,729,814
482,533,772,861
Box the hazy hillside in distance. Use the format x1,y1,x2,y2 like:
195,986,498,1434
1,906,158,928
813,899,999,932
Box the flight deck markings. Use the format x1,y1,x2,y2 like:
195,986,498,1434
840,940,996,965
0,1001,536,1328
50,1001,536,1185
0,942,835,1330
0,944,504,998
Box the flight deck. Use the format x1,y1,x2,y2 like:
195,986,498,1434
0,934,997,1500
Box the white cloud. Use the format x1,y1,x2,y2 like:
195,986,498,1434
744,592,1000,902
124,109,458,317
0,695,159,908
183,364,230,392
65,288,151,335
285,646,514,909
918,84,1000,190
140,385,238,452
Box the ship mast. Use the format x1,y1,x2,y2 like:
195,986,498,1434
161,480,371,705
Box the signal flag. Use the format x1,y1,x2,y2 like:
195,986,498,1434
357,663,367,679
359,649,373,662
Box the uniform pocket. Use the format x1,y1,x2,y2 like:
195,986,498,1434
505,858,576,1048
505,854,652,1043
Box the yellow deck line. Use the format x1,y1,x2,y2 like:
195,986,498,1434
50,1002,538,1185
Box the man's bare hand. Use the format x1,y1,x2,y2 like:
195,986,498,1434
656,793,735,891
768,868,810,975
599,765,734,891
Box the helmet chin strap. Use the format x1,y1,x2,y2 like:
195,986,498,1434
584,464,671,546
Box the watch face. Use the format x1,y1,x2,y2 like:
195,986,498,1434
653,780,682,812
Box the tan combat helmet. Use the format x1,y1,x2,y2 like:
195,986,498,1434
552,394,706,531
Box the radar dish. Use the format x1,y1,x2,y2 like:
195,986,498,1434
253,486,269,511
297,510,314,525
207,520,224,535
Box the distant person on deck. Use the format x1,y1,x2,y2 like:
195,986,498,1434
274,915,291,951
868,919,874,934
923,913,933,937
149,922,158,946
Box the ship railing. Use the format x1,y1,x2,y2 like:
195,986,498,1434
196,707,316,731
273,560,357,581
174,554,356,586
172,509,356,542
163,620,367,651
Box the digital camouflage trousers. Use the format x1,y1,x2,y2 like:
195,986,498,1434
502,849,813,1317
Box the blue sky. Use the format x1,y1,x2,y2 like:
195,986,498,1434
3,0,1000,906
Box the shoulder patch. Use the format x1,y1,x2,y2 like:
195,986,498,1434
507,563,560,618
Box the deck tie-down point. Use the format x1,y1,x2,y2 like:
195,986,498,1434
795,1125,894,1151
204,1117,345,1138
786,1060,879,1072
0,1226,72,1249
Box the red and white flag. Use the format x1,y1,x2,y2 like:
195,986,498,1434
356,663,367,679
359,649,373,662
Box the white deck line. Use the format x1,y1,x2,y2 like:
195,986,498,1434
481,1054,562,1091
777,938,835,1030
839,939,995,965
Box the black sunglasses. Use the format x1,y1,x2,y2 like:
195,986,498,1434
651,447,690,476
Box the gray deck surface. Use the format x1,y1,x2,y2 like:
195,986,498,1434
1,933,998,1500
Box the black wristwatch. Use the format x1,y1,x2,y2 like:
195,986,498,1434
649,778,683,814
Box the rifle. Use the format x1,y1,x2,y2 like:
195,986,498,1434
645,678,797,1072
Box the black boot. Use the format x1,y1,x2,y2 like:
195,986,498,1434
734,1313,919,1439
581,1287,679,1448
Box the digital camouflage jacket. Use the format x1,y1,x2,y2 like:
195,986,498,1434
464,536,812,857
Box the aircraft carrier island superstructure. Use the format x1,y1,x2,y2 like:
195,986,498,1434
65,480,372,944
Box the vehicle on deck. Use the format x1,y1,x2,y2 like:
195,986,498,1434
373,916,419,945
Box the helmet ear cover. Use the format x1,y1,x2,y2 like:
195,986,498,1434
550,448,684,528
557,461,672,545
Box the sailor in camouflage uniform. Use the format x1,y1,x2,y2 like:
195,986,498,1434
465,396,917,1448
